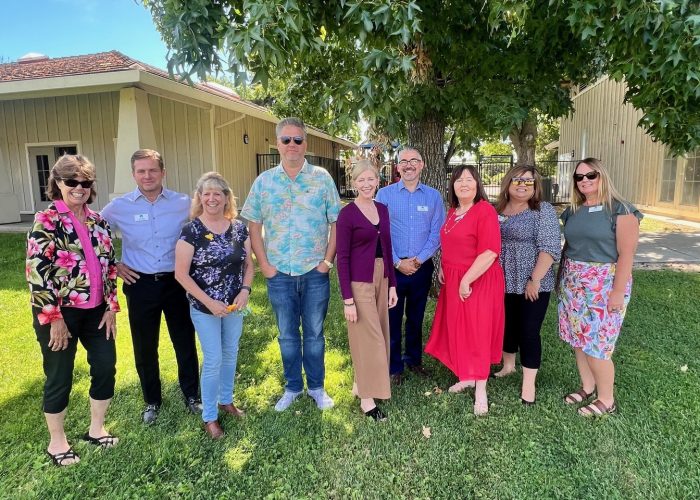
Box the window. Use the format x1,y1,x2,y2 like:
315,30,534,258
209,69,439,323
659,157,677,203
681,151,700,206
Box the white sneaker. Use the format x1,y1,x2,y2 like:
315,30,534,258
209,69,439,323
307,388,334,410
274,390,303,412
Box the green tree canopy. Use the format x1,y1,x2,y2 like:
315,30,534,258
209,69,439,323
144,0,699,189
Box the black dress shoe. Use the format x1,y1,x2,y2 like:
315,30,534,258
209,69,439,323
186,397,203,414
364,406,387,421
390,373,404,385
143,404,160,424
407,365,430,377
521,398,536,406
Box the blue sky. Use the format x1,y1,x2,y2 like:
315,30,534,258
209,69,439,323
0,0,170,69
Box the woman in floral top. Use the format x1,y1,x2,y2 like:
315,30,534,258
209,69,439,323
494,166,560,405
26,154,120,467
175,172,254,439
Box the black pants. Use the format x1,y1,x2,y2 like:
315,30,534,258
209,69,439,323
33,304,116,414
503,292,551,369
389,258,434,374
123,272,199,406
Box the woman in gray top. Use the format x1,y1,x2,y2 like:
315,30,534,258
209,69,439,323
494,166,560,404
559,158,642,416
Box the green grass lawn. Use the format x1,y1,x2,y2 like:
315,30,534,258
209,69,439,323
1,232,699,498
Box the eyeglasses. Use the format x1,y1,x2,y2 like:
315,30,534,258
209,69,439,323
573,171,599,182
511,177,535,187
279,136,304,145
61,178,94,188
397,158,423,167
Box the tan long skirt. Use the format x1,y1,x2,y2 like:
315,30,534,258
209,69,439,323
348,258,391,400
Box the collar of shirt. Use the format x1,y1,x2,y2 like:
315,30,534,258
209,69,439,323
274,159,310,180
397,179,426,192
54,199,99,222
128,186,174,202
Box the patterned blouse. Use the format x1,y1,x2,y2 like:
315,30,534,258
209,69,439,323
498,202,561,294
26,201,120,325
179,218,249,313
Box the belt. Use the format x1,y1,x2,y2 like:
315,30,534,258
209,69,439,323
138,271,175,282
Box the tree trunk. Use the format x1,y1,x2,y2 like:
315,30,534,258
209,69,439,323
407,112,447,297
407,113,447,195
509,115,537,167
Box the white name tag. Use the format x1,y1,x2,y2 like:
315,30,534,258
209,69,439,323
588,205,603,212
134,213,149,222
417,205,429,212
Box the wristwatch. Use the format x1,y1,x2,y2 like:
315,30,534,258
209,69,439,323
323,259,334,269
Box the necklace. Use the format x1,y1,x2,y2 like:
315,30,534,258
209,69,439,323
443,205,471,234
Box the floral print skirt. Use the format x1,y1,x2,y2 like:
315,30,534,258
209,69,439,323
558,259,632,360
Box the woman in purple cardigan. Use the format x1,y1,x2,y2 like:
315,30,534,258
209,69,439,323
337,160,398,420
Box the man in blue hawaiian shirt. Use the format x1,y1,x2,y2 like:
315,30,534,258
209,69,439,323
241,117,341,411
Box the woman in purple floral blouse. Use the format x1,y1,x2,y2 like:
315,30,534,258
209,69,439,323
26,154,120,467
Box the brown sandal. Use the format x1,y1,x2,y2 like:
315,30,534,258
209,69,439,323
578,399,616,417
563,388,594,405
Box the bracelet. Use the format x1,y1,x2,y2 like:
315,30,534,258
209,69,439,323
241,285,252,293
343,302,355,307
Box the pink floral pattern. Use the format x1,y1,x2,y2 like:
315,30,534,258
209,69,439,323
26,202,120,325
558,259,632,360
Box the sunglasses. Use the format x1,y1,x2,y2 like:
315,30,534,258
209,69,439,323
573,171,599,182
280,136,304,145
511,177,535,186
61,178,94,188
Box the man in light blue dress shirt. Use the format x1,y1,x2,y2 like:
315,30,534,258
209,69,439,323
101,149,201,424
375,147,445,384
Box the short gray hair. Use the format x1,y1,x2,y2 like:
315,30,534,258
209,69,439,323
276,117,307,138
398,145,424,159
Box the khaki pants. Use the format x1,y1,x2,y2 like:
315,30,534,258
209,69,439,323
348,258,391,400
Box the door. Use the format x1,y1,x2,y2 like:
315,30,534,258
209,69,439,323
28,145,77,211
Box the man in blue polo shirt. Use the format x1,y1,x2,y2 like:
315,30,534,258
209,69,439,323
376,147,445,385
101,149,201,424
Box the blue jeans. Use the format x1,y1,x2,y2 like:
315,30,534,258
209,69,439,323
266,269,330,393
190,306,243,423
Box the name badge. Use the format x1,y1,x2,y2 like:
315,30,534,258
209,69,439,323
134,213,149,222
588,205,603,213
417,205,429,212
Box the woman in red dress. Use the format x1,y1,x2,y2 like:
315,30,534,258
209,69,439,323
425,165,505,416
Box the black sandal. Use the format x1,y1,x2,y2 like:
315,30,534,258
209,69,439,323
364,406,387,421
46,447,79,467
82,432,118,448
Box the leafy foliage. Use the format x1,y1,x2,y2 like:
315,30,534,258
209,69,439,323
143,0,700,182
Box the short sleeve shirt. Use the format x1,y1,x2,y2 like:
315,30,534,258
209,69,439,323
240,161,341,276
179,218,248,313
562,200,643,263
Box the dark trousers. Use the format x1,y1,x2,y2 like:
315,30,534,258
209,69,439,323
33,304,116,414
389,258,434,374
503,292,551,369
123,273,199,406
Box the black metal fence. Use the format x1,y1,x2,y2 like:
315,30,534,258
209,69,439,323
256,154,348,196
446,157,577,204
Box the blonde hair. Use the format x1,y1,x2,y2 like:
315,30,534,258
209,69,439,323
351,159,380,182
495,165,543,213
570,158,628,214
46,154,97,204
190,172,237,220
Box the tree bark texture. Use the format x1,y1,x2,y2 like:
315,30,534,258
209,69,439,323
509,116,537,167
407,113,447,297
407,113,447,195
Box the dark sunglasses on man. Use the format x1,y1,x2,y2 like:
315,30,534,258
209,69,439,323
280,136,304,145
573,171,599,182
61,178,94,188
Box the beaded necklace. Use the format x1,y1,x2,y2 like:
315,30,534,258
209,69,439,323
442,204,472,234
